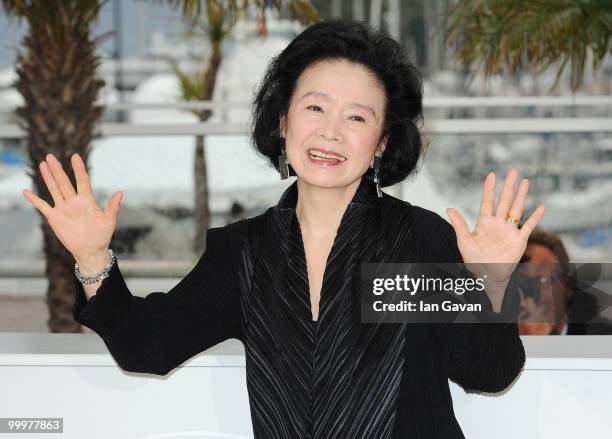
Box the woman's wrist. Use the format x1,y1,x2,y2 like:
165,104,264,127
74,249,111,276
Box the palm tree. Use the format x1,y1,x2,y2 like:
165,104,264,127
164,0,319,254
445,0,612,92
3,0,106,332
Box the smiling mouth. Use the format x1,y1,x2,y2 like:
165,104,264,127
308,148,347,162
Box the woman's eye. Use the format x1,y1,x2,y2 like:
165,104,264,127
305,106,365,122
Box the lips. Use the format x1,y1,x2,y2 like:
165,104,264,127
307,147,347,162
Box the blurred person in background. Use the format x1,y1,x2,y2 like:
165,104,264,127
518,227,612,335
226,201,246,224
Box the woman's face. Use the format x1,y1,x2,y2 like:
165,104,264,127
280,59,387,189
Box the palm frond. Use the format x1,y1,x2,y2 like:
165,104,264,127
163,0,319,112
289,0,320,25
1,0,27,17
162,0,204,20
157,0,319,27
174,66,207,116
205,0,240,43
2,0,107,31
445,0,612,92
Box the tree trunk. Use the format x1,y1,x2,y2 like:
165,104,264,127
192,41,222,254
14,7,104,333
192,134,209,253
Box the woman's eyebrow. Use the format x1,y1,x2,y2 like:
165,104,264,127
299,90,377,119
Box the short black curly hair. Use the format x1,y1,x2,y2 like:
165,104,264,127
250,18,425,187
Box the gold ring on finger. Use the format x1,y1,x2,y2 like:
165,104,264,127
506,216,520,226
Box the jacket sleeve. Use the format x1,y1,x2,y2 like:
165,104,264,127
422,212,526,393
72,221,246,376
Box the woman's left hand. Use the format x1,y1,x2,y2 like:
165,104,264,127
445,168,546,288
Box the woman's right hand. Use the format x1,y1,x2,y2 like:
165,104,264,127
22,153,123,264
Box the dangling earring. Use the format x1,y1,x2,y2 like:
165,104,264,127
372,155,382,198
278,146,290,180
277,128,290,180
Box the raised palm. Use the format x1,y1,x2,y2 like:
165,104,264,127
22,153,122,260
446,168,546,286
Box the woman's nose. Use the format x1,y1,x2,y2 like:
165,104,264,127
318,114,343,141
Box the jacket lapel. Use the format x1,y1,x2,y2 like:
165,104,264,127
242,175,411,438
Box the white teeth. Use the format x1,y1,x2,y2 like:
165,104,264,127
308,149,346,161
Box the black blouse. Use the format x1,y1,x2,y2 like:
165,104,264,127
73,174,525,439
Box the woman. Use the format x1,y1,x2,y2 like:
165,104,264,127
22,19,545,439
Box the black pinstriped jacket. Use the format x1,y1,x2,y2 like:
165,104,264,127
74,174,525,438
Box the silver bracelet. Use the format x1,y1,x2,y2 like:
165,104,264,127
74,249,116,284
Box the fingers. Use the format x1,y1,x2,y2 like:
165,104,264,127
22,189,53,218
478,172,496,217
39,161,64,206
518,296,534,320
495,168,518,218
446,207,471,243
507,178,529,221
519,296,548,321
71,153,94,198
520,297,536,313
45,154,77,200
524,297,539,311
104,191,123,222
520,204,546,237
